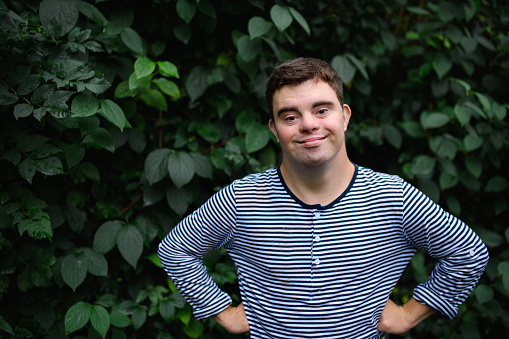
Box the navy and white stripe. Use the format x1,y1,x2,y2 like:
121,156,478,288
158,165,489,338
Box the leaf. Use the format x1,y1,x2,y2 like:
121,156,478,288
438,2,456,23
83,78,111,94
346,54,369,80
109,311,132,328
31,144,62,159
18,157,37,184
0,315,13,335
289,7,310,35
153,78,180,99
191,153,213,179
120,27,143,54
128,128,146,154
185,66,209,102
166,186,189,217
14,103,34,119
406,6,430,15
62,143,85,168
411,155,436,176
61,251,88,291
64,205,84,232
34,156,64,176
159,299,176,322
17,209,53,240
454,104,471,126
176,0,196,24
432,54,453,79
90,305,110,339
83,248,108,277
270,5,293,32
465,156,482,179
157,61,179,78
17,74,41,96
146,253,163,268
245,123,270,154
100,100,127,132
422,113,450,129
135,57,156,79
248,17,273,39
168,151,195,188
448,77,471,94
39,0,79,38
78,1,107,26
131,307,147,330
71,94,99,117
117,224,143,268
139,89,168,111
65,302,91,335
485,176,508,193
474,284,493,304
174,24,192,44
474,92,491,114
144,148,171,185
383,125,402,149
197,123,221,144
183,318,205,339
463,134,483,152
237,35,262,62
94,220,122,254
331,55,356,84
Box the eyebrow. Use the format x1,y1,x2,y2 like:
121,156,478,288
275,101,336,117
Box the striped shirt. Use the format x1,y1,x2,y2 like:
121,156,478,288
158,165,489,338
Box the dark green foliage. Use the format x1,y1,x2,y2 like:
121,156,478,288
0,0,507,338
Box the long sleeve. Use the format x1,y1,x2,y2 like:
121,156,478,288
401,181,489,319
158,184,237,319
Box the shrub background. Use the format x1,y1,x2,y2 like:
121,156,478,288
0,0,508,338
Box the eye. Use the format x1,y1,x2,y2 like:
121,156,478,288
317,108,328,115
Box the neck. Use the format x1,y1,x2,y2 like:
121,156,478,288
279,154,355,206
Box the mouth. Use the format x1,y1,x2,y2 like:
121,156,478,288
296,136,327,146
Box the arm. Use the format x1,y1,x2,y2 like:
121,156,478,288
377,298,435,334
158,185,238,320
212,302,250,334
400,182,489,319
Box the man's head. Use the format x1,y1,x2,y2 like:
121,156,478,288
265,57,344,120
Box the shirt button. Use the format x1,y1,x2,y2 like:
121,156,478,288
314,258,320,265
315,235,321,242
469,250,475,257
314,211,320,218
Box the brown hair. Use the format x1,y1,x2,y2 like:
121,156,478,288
265,57,344,120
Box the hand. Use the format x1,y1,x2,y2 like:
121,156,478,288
212,302,250,334
377,298,435,334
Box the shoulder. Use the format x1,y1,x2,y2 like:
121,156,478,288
355,165,405,186
231,167,279,189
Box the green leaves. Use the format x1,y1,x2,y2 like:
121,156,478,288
100,100,127,132
93,221,143,268
117,225,143,268
65,302,110,338
39,0,79,39
168,151,195,189
432,54,453,79
248,17,273,39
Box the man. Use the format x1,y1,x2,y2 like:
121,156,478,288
158,57,489,338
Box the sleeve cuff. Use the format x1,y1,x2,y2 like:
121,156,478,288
193,291,232,320
412,284,457,319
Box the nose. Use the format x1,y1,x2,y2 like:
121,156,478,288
300,113,319,132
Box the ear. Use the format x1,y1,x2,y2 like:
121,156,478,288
268,119,279,143
342,104,352,132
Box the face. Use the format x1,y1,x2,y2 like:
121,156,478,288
268,79,351,169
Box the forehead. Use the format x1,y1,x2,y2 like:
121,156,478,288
273,79,339,110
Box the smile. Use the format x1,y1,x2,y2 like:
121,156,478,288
296,136,327,146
